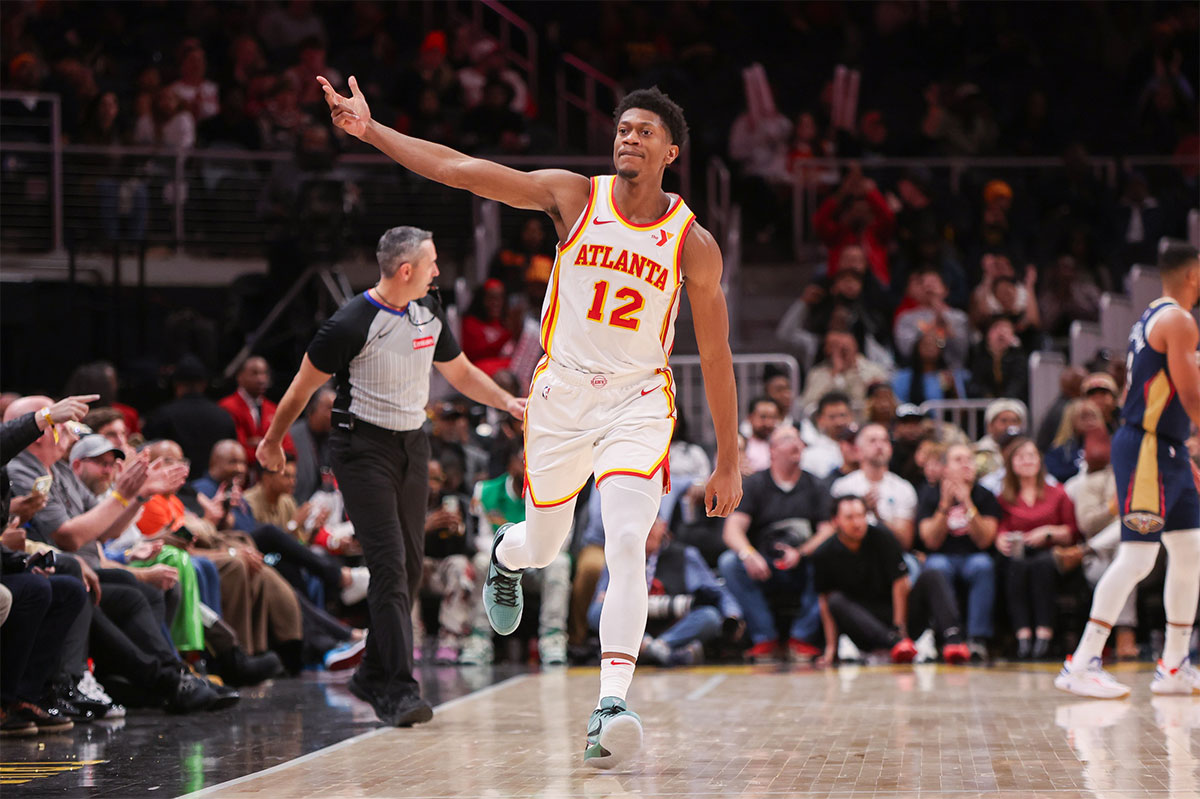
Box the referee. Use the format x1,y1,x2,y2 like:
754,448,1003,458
257,225,524,726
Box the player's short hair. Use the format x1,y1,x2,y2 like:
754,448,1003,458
377,226,433,278
1158,238,1199,274
613,87,689,148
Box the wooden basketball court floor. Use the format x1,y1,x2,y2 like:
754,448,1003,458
181,662,1198,799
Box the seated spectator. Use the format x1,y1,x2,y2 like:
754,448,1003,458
470,444,569,666
289,386,335,503
1045,399,1105,484
967,254,1037,334
133,86,195,149
974,398,1028,481
219,356,293,468
718,427,832,662
460,279,514,376
994,438,1079,659
286,37,342,111
814,165,896,286
967,316,1029,404
821,424,861,489
831,424,919,552
799,330,888,418
198,441,365,607
890,405,936,487
917,443,1001,660
143,356,237,481
591,516,741,668
799,392,854,479
2,546,87,734
813,496,969,666
864,381,899,427
460,79,528,154
893,268,971,371
1081,372,1119,432
1037,255,1101,338
457,38,529,115
892,329,968,405
742,396,781,474
762,366,799,428
414,459,476,664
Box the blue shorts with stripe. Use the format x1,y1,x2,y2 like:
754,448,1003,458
1112,425,1199,543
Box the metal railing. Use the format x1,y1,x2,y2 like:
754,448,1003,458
440,0,539,112
556,53,625,156
918,398,1021,443
669,353,798,449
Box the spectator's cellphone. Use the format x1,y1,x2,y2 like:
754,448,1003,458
64,421,91,437
33,475,52,497
442,496,460,514
26,549,55,571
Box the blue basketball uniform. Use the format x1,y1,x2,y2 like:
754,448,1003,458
1113,298,1199,543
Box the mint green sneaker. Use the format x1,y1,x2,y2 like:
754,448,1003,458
583,696,643,769
482,523,523,635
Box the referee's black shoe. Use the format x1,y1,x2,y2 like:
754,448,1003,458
349,674,433,727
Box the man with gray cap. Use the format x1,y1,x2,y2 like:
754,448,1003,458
257,226,525,727
974,398,1027,484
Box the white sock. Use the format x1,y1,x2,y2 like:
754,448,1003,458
495,500,577,571
598,656,636,706
1073,542,1160,666
1162,530,1200,665
1072,622,1113,668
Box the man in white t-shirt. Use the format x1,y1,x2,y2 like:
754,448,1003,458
830,423,918,551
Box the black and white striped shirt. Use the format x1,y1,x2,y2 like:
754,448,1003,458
307,292,461,431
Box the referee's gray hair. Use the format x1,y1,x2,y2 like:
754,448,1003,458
376,226,433,277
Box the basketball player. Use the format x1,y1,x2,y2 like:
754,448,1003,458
1055,239,1200,699
318,76,742,766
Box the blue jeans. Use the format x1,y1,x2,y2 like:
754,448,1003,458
658,606,724,649
718,550,820,645
923,551,995,638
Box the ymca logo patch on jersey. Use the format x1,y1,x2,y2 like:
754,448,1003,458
412,335,435,350
1123,511,1165,535
653,229,673,247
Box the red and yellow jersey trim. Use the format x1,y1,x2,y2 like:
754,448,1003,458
609,178,685,232
672,214,695,287
540,180,600,356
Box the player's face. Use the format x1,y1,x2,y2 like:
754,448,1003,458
613,109,677,180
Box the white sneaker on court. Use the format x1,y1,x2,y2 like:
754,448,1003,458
1054,656,1131,699
1150,657,1200,696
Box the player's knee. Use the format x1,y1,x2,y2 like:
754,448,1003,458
1163,529,1200,566
1112,543,1160,581
604,527,647,566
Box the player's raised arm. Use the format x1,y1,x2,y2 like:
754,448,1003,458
682,222,742,517
318,76,588,221
1159,309,1200,430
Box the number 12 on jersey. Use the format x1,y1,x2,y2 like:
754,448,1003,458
586,280,644,331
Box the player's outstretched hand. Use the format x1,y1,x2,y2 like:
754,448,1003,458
704,463,743,517
317,75,371,139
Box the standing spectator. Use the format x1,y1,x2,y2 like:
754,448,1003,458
799,330,888,417
728,89,794,248
591,518,740,668
893,268,971,371
779,246,892,360
289,386,335,503
892,329,968,405
143,356,237,481
995,438,1079,659
169,44,219,123
62,360,140,436
718,427,832,662
814,165,896,286
742,396,781,474
132,86,195,149
917,443,1001,660
1112,171,1168,269
967,316,1029,404
831,424,919,551
813,496,969,666
968,254,1039,335
219,356,292,467
799,392,854,479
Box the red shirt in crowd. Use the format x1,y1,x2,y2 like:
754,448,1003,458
813,187,896,286
218,388,293,463
997,481,1079,548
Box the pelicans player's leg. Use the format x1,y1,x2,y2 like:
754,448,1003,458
1151,443,1200,695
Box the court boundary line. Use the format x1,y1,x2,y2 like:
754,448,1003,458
177,673,530,799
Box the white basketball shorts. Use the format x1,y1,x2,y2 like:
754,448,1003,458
524,356,676,508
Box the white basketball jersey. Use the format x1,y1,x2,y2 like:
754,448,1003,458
540,174,695,376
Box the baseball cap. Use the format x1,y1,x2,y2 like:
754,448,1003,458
1082,372,1118,395
70,434,126,464
894,403,927,422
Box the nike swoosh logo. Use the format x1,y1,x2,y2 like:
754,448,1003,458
593,218,615,225
640,387,658,396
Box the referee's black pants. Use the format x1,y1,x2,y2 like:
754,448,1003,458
331,424,429,699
